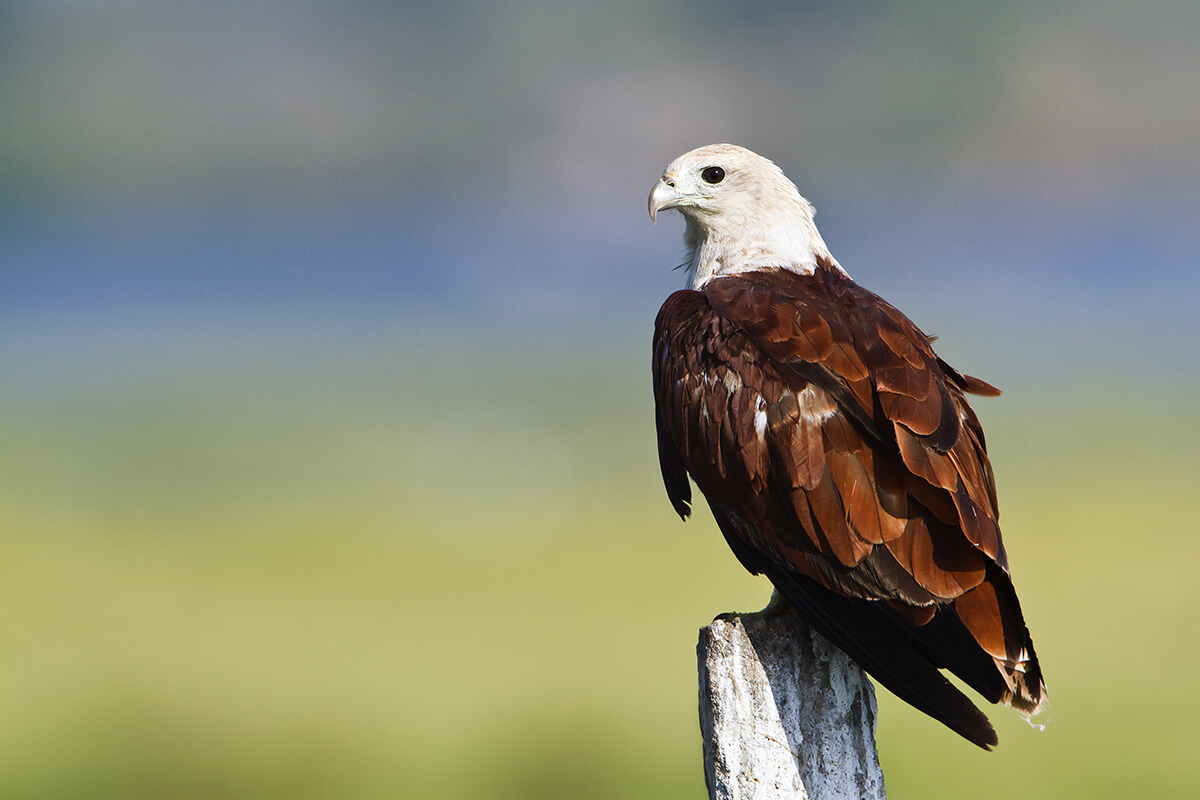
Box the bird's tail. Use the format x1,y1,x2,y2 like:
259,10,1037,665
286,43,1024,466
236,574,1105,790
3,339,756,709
767,566,1000,749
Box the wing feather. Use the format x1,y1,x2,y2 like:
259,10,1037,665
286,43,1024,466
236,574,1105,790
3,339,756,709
652,265,1046,744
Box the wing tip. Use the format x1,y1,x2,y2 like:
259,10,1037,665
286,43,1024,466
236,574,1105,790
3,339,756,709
767,574,1002,749
671,498,692,520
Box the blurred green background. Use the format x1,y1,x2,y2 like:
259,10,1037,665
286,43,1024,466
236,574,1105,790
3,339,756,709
2,1,1198,798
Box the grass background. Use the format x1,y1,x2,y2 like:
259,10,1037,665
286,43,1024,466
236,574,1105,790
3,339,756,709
2,318,1197,799
4,2,1199,796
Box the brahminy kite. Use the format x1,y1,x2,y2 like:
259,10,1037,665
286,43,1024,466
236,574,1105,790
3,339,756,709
649,143,1046,749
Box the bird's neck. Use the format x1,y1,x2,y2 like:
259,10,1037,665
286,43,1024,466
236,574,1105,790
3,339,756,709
684,210,841,289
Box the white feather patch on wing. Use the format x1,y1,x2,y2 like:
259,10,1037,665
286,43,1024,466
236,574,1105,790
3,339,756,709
754,395,768,440
796,385,837,423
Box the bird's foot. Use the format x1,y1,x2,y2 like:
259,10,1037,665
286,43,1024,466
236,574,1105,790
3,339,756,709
712,589,794,623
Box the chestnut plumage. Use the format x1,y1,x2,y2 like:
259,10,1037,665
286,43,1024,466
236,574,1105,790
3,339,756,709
652,259,1046,749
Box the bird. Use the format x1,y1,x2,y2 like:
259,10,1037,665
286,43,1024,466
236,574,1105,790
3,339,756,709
648,143,1046,749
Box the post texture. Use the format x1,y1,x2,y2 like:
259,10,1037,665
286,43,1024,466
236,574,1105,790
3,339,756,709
698,609,887,800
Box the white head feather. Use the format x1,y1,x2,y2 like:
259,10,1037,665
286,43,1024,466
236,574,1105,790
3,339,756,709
649,143,842,288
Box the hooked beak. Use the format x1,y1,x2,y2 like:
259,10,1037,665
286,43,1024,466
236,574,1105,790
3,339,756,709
648,173,681,223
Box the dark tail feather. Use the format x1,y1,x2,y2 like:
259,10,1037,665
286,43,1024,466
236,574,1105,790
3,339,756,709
769,567,999,749
710,506,999,748
876,601,1010,705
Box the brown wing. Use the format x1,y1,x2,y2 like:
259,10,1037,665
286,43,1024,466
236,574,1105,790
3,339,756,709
653,261,1045,748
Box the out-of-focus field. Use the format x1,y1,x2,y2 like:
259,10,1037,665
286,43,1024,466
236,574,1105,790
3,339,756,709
4,1,1200,797
1,318,1197,799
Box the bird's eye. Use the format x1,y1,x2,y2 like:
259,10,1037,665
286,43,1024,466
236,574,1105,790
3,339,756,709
701,166,726,184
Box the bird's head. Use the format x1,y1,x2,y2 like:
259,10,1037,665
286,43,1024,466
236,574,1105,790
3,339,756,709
649,143,838,287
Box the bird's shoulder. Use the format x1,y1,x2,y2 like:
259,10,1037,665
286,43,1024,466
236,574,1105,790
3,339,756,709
656,260,998,419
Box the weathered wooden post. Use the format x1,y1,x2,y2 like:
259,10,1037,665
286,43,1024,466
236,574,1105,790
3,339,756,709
698,599,887,800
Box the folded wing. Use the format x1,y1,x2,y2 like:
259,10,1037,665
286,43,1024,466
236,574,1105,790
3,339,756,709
653,260,1046,748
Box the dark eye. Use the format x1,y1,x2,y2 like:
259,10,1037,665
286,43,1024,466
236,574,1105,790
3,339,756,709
701,166,725,184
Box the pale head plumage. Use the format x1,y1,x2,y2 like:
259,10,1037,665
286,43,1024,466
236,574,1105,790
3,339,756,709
649,144,841,288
